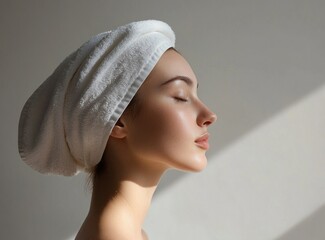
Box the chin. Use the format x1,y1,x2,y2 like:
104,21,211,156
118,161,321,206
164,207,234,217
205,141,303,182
190,160,208,172
175,155,208,173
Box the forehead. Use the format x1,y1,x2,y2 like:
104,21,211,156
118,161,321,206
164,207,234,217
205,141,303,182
143,49,198,88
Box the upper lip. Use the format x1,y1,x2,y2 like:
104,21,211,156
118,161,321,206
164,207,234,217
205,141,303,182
195,133,209,143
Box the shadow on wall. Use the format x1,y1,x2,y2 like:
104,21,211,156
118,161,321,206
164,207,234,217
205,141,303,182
3,1,325,240
11,20,325,240
157,77,325,195
275,204,325,240
10,80,324,240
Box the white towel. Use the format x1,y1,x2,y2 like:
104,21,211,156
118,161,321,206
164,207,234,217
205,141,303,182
18,20,175,176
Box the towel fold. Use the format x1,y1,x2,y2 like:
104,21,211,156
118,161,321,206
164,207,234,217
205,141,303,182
18,20,175,176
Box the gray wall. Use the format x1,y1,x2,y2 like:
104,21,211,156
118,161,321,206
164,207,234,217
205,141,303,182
1,0,324,239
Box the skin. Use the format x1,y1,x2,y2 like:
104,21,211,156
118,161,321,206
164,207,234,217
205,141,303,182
75,49,217,240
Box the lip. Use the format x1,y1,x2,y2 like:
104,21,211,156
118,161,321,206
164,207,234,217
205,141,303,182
195,133,210,150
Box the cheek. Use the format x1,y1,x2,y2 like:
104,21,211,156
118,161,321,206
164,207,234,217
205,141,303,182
127,101,207,171
138,102,194,145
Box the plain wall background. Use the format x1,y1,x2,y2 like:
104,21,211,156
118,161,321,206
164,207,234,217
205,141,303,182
1,0,324,239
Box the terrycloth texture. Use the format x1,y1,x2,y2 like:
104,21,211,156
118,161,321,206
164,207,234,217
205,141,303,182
18,20,175,176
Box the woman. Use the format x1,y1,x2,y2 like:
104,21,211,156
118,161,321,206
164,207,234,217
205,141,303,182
18,20,216,240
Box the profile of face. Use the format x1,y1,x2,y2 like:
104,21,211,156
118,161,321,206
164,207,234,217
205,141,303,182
110,49,217,173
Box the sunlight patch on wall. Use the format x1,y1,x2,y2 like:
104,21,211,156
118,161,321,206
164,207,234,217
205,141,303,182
145,84,325,240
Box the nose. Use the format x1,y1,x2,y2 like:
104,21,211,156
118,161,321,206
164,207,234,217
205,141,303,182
197,103,217,127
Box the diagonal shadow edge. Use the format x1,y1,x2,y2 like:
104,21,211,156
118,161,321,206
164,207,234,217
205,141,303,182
155,80,325,196
274,203,325,240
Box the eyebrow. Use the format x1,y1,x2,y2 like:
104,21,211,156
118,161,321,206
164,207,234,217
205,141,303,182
160,75,199,89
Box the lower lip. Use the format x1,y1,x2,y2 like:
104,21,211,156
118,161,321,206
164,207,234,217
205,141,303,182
195,140,209,150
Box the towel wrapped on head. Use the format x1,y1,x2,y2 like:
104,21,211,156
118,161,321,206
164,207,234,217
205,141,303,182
18,20,176,176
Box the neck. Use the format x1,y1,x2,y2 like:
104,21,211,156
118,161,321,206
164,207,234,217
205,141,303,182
84,156,167,238
92,174,160,225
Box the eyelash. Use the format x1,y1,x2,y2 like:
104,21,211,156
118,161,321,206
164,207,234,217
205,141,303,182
174,96,188,102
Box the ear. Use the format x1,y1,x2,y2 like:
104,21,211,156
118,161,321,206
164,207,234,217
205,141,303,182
110,117,128,139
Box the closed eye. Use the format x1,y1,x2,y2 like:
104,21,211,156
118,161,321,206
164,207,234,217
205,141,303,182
174,96,188,102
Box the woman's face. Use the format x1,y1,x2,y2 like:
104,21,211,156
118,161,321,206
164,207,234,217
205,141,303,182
122,49,217,172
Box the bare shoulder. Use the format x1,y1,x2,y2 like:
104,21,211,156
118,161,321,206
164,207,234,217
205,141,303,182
99,206,146,240
77,203,147,240
76,214,140,240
